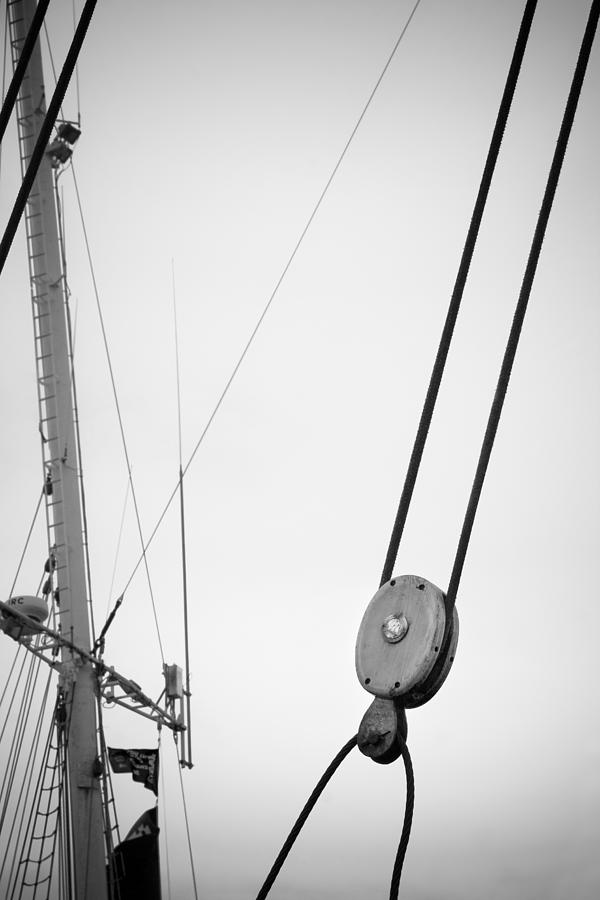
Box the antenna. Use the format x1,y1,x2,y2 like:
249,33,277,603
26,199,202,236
173,259,193,768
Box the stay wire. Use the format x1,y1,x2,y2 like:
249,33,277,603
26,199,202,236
106,475,131,620
0,650,41,832
173,738,198,900
40,16,155,653
0,665,51,892
380,0,539,587
444,0,600,614
255,735,357,900
0,648,28,746
2,667,53,898
8,488,44,599
159,736,172,900
0,645,22,717
55,174,98,643
70,164,165,664
118,0,423,599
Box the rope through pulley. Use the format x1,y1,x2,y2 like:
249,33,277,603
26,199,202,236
255,0,600,896
357,0,600,896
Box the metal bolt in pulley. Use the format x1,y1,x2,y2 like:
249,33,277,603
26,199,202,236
355,575,458,763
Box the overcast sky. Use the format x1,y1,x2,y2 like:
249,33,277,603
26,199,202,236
1,1,599,898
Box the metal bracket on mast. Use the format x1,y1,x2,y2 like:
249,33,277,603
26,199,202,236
0,599,185,734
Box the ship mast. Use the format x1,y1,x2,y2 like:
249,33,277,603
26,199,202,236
8,1,108,896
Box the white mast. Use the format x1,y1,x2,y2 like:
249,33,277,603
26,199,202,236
8,1,108,897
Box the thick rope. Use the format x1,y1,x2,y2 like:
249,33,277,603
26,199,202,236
380,0,539,587
444,0,600,614
0,0,50,146
255,735,357,900
389,732,415,900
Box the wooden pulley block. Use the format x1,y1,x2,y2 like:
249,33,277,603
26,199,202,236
355,574,458,707
357,697,407,765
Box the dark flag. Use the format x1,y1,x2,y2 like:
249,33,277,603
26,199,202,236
108,807,161,900
108,747,159,796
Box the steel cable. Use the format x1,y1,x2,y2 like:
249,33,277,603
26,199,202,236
70,165,165,664
380,0,539,587
115,0,424,603
174,739,199,900
255,735,357,900
389,732,415,900
444,0,600,615
7,489,44,599
383,4,599,889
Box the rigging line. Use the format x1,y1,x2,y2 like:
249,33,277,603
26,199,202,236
0,0,99,275
0,650,42,831
95,693,122,851
173,739,199,900
0,645,22,716
106,475,131,620
0,646,28,745
388,733,415,900
445,0,600,614
119,0,423,598
379,0,539,587
8,488,44,599
10,679,57,900
159,737,172,900
172,260,193,766
255,735,358,900
55,175,98,643
1,667,53,896
70,164,165,664
0,0,51,149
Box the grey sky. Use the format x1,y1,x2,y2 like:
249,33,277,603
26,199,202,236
1,1,599,897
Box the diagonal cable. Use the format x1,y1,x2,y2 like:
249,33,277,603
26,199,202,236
7,488,44,599
255,735,358,900
70,165,165,664
445,0,600,612
118,0,423,599
379,0,539,586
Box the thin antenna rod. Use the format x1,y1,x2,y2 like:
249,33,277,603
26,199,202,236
173,260,193,767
